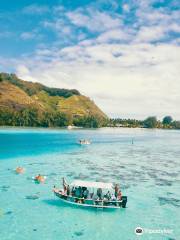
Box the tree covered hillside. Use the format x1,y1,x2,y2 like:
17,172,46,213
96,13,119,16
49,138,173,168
0,73,108,128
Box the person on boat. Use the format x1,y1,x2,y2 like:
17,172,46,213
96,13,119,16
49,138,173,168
64,185,67,195
82,186,87,192
83,189,89,199
73,187,77,196
62,177,68,194
71,186,75,196
90,192,94,199
111,193,116,201
82,187,87,197
114,184,120,198
75,186,82,198
62,177,67,187
75,187,78,197
104,191,111,200
117,190,122,200
67,185,70,195
97,188,103,199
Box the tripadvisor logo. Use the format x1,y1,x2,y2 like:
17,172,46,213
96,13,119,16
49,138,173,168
135,227,143,235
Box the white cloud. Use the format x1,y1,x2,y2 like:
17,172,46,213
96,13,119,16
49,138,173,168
66,9,122,32
20,32,36,40
122,4,130,12
97,29,131,43
43,18,74,42
0,31,12,38
170,23,180,33
22,4,49,15
20,29,43,41
135,23,180,43
15,41,180,119
135,26,165,42
2,0,180,119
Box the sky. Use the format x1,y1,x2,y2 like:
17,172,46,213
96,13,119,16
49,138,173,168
0,0,180,119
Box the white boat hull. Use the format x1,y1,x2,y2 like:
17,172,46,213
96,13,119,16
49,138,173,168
53,190,125,209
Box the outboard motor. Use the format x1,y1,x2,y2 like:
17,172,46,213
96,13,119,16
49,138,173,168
122,196,127,208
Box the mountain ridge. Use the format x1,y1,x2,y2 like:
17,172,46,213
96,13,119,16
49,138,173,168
0,73,108,127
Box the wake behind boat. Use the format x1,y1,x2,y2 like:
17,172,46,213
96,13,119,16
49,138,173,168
53,178,127,209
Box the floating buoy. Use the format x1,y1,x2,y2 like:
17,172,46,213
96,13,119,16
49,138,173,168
15,167,25,174
34,175,46,183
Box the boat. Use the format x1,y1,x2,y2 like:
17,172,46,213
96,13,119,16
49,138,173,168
53,180,127,209
67,125,82,130
78,139,91,145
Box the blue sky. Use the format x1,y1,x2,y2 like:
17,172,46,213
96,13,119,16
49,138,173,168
0,0,180,118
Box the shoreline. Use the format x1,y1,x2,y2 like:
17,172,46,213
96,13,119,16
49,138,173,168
0,125,179,131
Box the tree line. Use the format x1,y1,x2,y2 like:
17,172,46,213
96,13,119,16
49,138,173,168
0,73,80,98
109,116,180,129
0,107,107,128
0,107,179,129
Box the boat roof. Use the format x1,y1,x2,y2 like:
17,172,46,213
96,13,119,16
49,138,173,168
70,180,113,189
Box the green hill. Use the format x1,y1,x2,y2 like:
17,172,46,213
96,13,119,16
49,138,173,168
0,73,108,127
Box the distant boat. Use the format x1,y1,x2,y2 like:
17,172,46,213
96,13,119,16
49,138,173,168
78,139,91,145
53,179,127,209
67,125,82,130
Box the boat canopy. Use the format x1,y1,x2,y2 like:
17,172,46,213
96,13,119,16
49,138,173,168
70,180,113,189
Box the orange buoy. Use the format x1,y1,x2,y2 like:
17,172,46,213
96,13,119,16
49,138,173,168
15,167,25,174
34,175,46,183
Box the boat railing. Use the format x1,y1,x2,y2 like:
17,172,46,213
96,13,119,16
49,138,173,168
54,189,122,203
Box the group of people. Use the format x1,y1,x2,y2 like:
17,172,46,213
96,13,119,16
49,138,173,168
62,178,122,201
96,184,122,201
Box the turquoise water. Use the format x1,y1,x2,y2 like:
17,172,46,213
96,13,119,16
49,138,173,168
0,127,179,240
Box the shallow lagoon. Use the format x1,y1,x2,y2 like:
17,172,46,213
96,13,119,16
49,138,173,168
0,127,179,240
